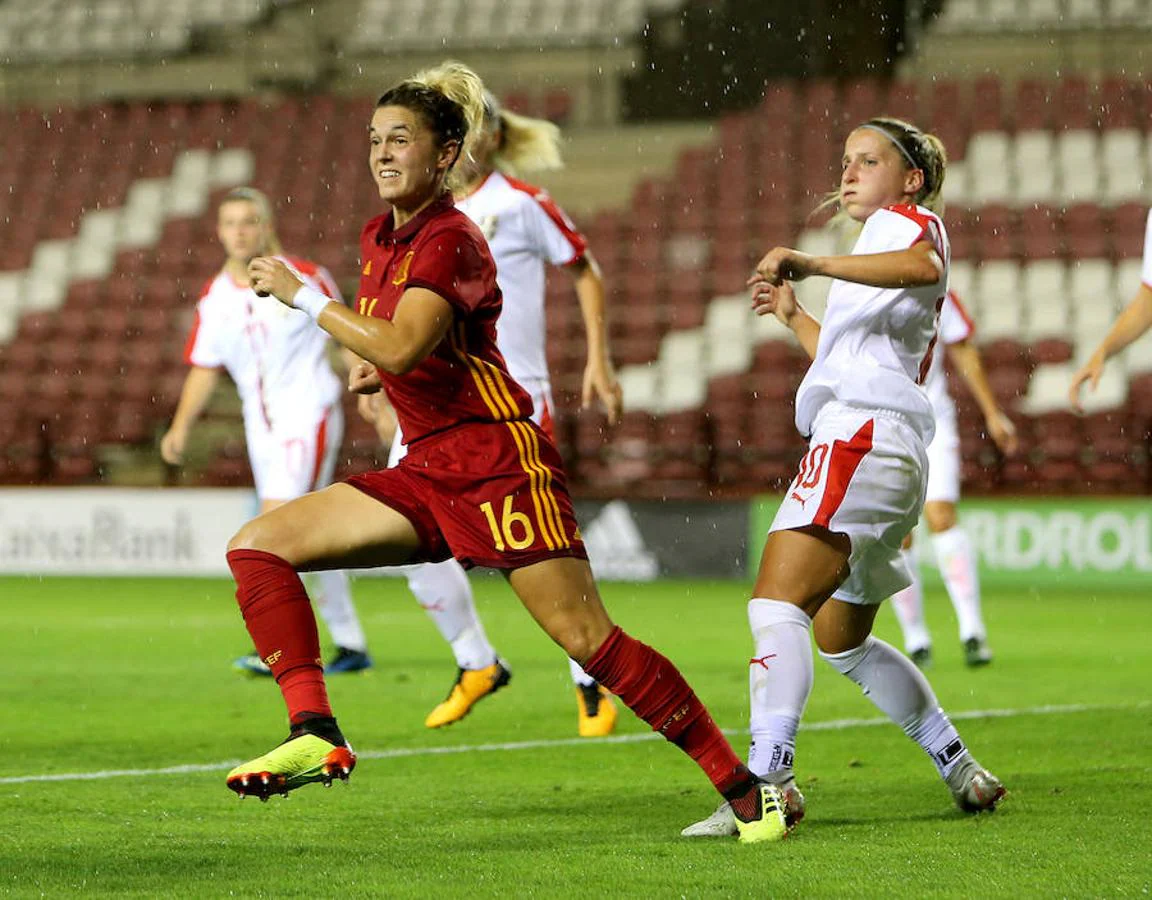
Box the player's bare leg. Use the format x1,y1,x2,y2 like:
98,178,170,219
925,501,992,667
224,485,423,799
815,599,1005,812
683,527,848,838
409,559,513,729
232,497,373,676
506,557,786,842
890,534,933,668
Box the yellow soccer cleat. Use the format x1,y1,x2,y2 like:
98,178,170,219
681,779,805,838
226,732,356,801
424,660,512,729
576,683,618,738
734,782,790,844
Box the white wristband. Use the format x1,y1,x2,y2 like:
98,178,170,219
293,284,333,320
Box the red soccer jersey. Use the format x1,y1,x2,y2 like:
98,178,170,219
356,192,534,444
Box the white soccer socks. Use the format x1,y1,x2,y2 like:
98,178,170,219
890,548,932,654
931,526,986,642
820,636,969,779
746,599,814,781
407,559,498,670
307,570,368,653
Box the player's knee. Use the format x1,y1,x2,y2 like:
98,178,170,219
554,619,612,665
227,518,283,555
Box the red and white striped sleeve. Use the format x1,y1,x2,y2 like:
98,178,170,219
505,175,588,266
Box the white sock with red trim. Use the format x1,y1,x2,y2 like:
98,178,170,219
931,526,986,642
307,570,368,653
407,560,498,671
820,636,969,779
746,598,814,781
890,548,932,654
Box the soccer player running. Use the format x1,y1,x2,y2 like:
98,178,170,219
377,89,625,737
1069,207,1152,411
890,289,1018,669
161,187,373,675
225,61,787,843
683,117,1005,838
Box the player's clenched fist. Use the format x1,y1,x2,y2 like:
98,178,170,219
749,247,818,286
749,280,800,327
248,256,304,305
348,360,382,395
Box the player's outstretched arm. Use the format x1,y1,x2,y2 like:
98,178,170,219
1069,283,1152,412
160,366,221,465
947,340,1018,456
567,252,622,425
754,242,942,290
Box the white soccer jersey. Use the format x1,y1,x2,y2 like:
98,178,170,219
794,204,949,445
456,171,587,383
923,290,975,422
183,255,343,432
1142,208,1152,288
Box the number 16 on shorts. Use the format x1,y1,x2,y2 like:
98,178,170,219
479,494,537,551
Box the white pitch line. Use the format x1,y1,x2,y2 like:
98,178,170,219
1,701,1144,787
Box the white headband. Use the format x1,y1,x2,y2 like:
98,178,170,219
859,124,920,169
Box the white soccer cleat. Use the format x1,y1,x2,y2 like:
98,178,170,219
948,758,1006,813
680,780,806,837
680,800,738,837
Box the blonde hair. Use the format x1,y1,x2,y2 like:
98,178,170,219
813,116,948,220
219,186,283,254
379,60,487,192
492,108,564,176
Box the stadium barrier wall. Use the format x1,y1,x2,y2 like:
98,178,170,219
0,489,753,579
0,488,259,576
750,496,1152,588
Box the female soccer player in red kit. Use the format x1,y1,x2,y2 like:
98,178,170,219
223,61,787,842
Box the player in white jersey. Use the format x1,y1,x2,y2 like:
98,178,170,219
370,89,625,737
890,290,1018,669
161,187,373,675
1070,208,1152,410
683,117,1004,841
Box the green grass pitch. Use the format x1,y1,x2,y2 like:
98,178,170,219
1,575,1149,897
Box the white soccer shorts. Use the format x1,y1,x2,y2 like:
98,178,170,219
770,401,928,606
247,403,344,501
925,414,961,504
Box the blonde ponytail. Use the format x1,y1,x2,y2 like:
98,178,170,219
391,60,487,191
494,109,564,176
913,131,947,214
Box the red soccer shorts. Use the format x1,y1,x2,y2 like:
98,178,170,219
346,419,588,570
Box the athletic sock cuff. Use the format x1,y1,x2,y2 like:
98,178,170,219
747,598,812,632
582,626,624,686
226,547,293,568
818,635,875,674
